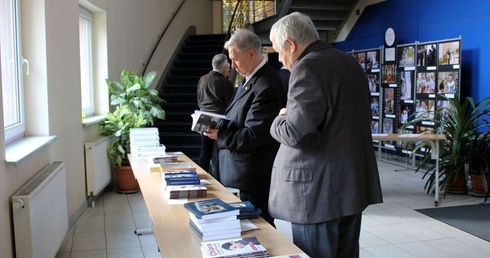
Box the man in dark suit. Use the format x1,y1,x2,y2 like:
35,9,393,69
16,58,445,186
203,29,283,226
196,53,234,176
268,12,383,257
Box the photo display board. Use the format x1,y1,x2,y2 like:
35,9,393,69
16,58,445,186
350,37,461,155
351,48,382,146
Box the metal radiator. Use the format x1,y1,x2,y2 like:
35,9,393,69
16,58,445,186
12,161,68,258
85,136,112,207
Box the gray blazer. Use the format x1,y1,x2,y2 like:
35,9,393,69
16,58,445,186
269,41,383,224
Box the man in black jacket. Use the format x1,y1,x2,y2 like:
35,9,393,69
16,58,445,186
196,53,234,175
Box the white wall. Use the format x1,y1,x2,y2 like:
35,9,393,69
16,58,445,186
0,0,213,257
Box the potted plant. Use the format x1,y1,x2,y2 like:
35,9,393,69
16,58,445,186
100,69,166,193
401,93,490,198
464,101,490,200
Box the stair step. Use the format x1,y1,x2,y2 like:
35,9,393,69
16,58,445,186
162,103,198,113
166,76,200,85
161,84,196,94
171,68,209,77
182,45,224,54
160,133,201,145
163,112,195,121
174,60,210,69
178,53,216,61
163,93,197,103
165,144,201,157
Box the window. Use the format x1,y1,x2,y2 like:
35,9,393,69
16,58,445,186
1,0,25,144
79,7,95,117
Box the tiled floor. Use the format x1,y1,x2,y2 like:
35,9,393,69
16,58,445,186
56,160,490,258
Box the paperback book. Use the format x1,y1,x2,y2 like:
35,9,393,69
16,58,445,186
165,185,207,199
229,201,262,219
189,220,241,240
184,198,239,221
191,110,231,133
200,236,269,258
189,213,240,232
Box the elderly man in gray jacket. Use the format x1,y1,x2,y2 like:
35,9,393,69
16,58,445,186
268,12,383,258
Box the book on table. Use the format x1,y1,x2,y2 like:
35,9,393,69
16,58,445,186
189,213,240,232
165,185,207,199
189,220,241,240
191,110,231,133
184,198,239,221
200,236,269,258
228,201,262,219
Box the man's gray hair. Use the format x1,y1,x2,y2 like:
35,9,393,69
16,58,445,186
224,29,262,53
212,53,229,71
270,12,319,50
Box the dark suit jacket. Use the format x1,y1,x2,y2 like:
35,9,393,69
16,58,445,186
197,71,234,114
269,41,383,224
217,62,283,193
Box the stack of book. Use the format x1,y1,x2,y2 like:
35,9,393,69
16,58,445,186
146,155,179,172
162,170,201,186
162,170,207,199
184,198,241,241
229,201,262,220
200,236,269,258
129,127,166,158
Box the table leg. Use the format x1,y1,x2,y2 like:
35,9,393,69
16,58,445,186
135,214,153,235
429,140,441,206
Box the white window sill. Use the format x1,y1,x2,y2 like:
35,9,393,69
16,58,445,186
5,136,57,165
82,114,106,126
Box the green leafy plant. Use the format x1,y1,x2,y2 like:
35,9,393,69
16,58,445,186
100,70,166,166
402,94,490,198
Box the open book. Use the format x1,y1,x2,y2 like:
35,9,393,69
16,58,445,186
191,110,231,133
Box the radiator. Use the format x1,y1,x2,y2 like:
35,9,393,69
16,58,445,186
85,136,112,206
12,161,68,258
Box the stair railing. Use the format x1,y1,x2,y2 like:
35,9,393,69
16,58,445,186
141,0,186,76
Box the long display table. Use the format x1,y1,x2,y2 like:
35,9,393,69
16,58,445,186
128,154,306,257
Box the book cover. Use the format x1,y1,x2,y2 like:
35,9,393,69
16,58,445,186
228,201,255,212
184,198,239,221
200,236,268,258
191,110,231,133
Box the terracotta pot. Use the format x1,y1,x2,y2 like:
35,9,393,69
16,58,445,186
114,166,139,194
470,174,490,194
446,174,468,194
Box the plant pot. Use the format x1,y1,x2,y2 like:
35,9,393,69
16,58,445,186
446,174,468,194
114,166,139,194
469,174,490,195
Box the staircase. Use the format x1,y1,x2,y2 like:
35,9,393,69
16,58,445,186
157,34,227,162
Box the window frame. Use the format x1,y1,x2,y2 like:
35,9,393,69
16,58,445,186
79,6,95,117
1,0,26,144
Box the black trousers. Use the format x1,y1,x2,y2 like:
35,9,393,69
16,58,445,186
198,134,220,181
291,213,362,258
239,190,275,228
198,134,214,172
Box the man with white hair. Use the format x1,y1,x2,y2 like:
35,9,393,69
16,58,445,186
204,29,284,226
268,12,383,258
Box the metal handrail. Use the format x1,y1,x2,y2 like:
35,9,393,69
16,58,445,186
141,0,186,76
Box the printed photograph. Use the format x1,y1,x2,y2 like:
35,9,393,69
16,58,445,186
438,40,460,65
